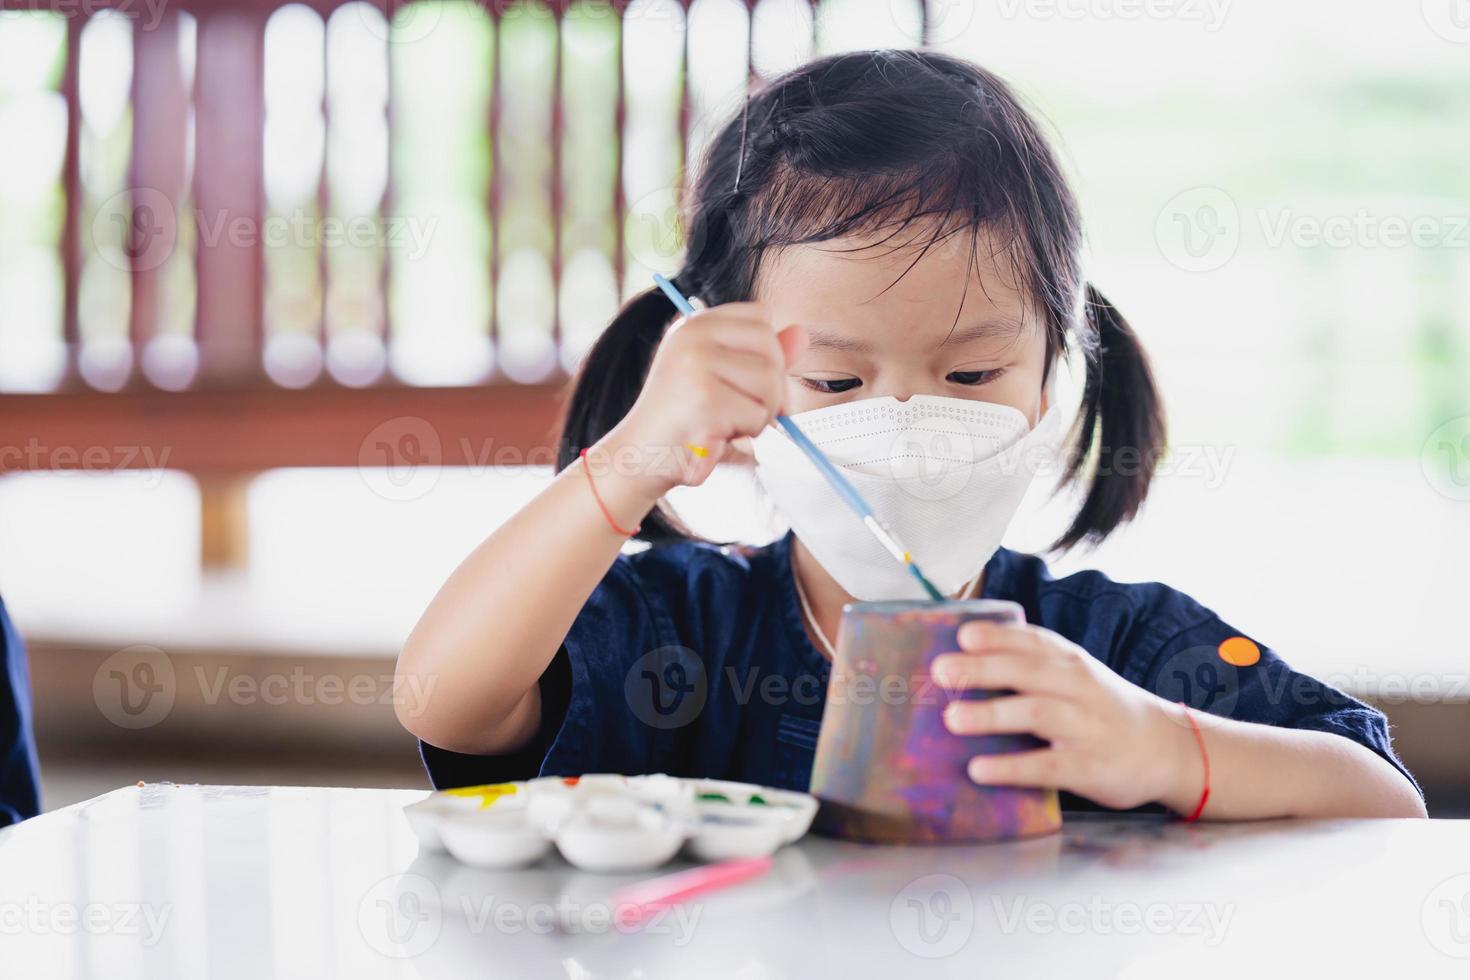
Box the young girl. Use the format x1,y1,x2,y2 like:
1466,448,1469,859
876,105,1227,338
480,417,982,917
396,50,1424,820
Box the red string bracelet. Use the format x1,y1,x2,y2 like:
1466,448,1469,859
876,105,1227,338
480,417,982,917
580,448,640,537
1177,701,1211,822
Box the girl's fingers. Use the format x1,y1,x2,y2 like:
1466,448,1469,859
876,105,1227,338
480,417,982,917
683,381,768,462
957,621,1054,655
943,695,1078,739
710,378,779,437
776,324,807,370
672,302,769,330
966,748,1066,789
719,435,756,467
708,350,785,412
695,301,771,322
692,312,785,356
675,443,724,486
930,651,1083,700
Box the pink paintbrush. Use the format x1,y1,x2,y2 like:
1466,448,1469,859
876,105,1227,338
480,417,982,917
610,856,774,929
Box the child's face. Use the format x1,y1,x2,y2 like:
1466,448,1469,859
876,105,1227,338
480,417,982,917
755,226,1051,425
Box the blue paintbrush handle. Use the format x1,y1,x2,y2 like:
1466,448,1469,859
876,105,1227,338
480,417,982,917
653,273,696,315
772,415,874,520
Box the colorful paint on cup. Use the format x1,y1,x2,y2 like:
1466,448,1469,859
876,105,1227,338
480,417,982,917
809,599,1062,843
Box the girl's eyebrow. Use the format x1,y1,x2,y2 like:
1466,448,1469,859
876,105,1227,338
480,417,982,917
939,316,1026,348
803,316,1024,355
804,328,872,354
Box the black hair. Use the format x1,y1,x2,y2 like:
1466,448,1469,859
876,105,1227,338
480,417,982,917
557,49,1165,550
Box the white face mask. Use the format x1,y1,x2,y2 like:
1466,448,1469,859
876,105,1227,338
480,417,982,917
751,394,1065,601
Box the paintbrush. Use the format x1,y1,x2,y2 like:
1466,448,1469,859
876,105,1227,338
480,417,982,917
612,855,773,929
652,273,946,601
552,855,774,934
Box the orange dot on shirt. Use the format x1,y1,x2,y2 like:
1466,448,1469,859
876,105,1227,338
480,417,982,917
1218,636,1261,667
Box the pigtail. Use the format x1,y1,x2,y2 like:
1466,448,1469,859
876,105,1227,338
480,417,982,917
1054,284,1167,550
555,275,702,544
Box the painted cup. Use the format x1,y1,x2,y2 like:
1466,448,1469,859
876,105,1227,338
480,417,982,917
808,599,1062,843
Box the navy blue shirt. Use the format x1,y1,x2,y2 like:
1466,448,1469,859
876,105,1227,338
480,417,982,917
0,597,41,825
421,533,1419,809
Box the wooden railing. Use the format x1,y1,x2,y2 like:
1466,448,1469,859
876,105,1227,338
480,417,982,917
0,0,931,478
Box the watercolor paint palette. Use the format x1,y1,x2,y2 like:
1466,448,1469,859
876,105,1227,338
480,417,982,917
405,774,818,873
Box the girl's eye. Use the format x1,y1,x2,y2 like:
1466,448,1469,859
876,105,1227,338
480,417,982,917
800,377,862,394
946,368,1004,387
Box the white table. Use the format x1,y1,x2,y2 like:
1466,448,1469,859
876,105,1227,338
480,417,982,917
2,784,1466,978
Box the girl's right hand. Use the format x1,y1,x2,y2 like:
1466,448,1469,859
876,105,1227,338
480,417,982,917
608,301,805,495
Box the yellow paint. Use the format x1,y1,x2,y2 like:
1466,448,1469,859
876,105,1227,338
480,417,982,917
685,443,710,458
443,783,519,808
1218,636,1261,667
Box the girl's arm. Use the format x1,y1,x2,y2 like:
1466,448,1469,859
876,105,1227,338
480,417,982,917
933,621,1426,819
393,442,663,755
395,303,798,755
1147,712,1426,820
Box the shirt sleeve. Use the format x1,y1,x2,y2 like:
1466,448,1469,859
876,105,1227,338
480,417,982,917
418,553,680,789
1135,608,1421,799
0,598,41,825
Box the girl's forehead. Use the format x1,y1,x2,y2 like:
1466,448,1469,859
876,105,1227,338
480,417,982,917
754,228,1041,351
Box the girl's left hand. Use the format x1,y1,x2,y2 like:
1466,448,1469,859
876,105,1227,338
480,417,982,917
931,621,1201,812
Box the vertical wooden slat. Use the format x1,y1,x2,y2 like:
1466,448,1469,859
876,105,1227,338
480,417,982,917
380,2,395,356
745,0,755,85
677,0,692,211
612,0,627,295
549,0,565,354
198,473,253,571
126,17,148,355
193,9,266,384
488,2,503,357
316,15,331,350
130,11,189,371
61,15,82,378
